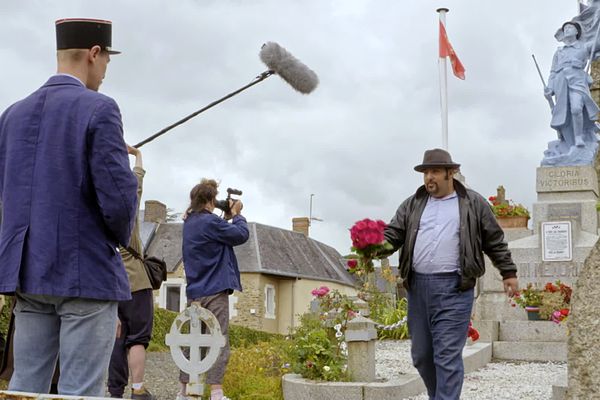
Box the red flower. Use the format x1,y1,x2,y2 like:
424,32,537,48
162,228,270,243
311,286,330,298
544,282,558,293
347,259,358,268
467,322,480,342
560,308,569,316
350,218,387,250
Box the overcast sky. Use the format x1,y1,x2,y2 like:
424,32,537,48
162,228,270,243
0,0,582,256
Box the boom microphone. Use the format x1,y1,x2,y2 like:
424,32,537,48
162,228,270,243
259,42,319,94
134,42,319,148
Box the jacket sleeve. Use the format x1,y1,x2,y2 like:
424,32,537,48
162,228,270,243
478,195,517,279
88,98,138,247
384,198,410,253
211,215,250,246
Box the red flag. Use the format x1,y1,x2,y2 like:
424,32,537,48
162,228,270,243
439,21,465,80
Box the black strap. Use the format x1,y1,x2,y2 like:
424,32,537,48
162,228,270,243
125,246,143,261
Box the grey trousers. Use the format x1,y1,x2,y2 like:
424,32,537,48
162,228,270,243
179,291,230,385
9,292,117,396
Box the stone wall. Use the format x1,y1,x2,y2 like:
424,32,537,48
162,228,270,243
231,273,264,331
231,273,358,334
566,238,600,398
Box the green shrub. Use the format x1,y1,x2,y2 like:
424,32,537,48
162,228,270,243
288,313,349,382
148,307,178,352
374,298,409,340
0,296,12,339
223,339,291,400
229,324,283,348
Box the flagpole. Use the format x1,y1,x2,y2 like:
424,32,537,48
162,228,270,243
437,7,449,151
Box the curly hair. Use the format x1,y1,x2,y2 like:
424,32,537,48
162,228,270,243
187,178,219,214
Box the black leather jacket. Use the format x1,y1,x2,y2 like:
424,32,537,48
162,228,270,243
384,180,517,291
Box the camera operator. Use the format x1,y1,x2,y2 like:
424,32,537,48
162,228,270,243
177,179,249,400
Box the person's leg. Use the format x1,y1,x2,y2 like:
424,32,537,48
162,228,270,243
56,297,118,396
407,274,436,399
108,302,129,398
126,289,154,388
129,345,147,384
178,299,193,398
9,293,60,394
201,292,230,400
429,275,473,400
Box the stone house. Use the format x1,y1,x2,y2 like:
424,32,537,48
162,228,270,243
139,201,357,335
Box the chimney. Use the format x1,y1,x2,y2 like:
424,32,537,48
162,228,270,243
144,200,167,223
292,217,310,236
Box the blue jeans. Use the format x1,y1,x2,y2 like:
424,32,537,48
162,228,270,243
407,272,474,400
9,292,118,396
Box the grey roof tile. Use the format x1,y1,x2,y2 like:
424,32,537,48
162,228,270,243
145,222,183,273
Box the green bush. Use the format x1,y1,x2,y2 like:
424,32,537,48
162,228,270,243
223,340,291,400
374,298,409,340
229,324,283,348
0,296,12,339
148,307,178,352
288,313,349,382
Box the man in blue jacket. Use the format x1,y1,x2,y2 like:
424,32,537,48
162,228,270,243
179,179,249,400
0,19,137,396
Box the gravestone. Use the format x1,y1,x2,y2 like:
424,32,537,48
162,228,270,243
165,302,226,397
474,167,599,322
564,239,600,398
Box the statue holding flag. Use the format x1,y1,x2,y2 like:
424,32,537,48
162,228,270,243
541,8,600,166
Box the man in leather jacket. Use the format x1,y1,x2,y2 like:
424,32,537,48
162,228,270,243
384,148,518,400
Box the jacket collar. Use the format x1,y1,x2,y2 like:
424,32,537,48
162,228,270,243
42,74,86,89
415,178,467,199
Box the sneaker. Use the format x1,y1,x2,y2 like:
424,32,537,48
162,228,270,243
131,386,156,400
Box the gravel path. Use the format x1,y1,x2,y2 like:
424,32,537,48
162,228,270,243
138,341,566,400
376,340,566,400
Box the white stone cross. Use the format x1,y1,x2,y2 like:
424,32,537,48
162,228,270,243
165,302,226,396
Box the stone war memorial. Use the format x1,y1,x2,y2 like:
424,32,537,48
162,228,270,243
474,3,600,398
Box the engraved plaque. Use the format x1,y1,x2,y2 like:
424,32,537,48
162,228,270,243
542,221,572,262
547,203,582,225
536,166,598,194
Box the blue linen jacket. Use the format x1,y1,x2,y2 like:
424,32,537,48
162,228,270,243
182,211,249,299
0,75,138,301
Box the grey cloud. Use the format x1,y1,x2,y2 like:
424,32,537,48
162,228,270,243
0,0,580,254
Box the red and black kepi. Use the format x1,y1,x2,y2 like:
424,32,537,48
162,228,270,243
55,18,120,54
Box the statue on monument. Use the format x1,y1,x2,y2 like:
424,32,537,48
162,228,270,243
541,19,600,166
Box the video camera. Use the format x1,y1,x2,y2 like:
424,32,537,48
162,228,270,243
214,188,243,214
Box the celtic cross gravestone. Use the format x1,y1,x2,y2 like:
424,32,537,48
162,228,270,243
166,302,226,397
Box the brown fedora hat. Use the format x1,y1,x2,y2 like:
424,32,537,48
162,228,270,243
414,148,460,172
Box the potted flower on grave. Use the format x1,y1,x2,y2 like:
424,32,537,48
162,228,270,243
512,283,543,320
511,281,572,323
488,186,530,229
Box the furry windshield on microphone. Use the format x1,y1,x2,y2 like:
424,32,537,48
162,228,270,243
259,42,319,94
